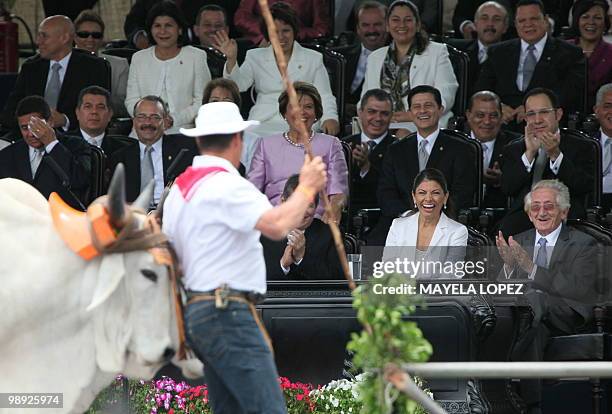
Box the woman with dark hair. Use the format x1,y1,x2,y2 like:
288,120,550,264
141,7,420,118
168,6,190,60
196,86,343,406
214,2,339,137
569,0,612,109
384,168,468,278
202,78,261,171
126,0,211,134
361,0,458,136
248,82,348,223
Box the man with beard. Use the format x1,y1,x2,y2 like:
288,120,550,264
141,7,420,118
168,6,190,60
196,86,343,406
447,1,509,96
109,96,196,205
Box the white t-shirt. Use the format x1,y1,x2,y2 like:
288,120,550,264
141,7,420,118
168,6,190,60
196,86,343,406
163,154,272,293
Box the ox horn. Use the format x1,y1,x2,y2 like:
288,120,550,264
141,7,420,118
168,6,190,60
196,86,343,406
154,185,171,224
133,180,155,212
107,163,128,228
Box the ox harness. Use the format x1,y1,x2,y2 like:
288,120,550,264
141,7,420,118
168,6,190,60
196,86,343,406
174,166,274,353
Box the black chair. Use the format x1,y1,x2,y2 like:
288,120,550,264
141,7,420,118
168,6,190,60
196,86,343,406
194,45,227,79
303,44,346,128
562,128,602,209
102,48,138,65
446,44,469,120
543,219,612,414
86,145,106,204
441,128,483,210
107,118,133,136
343,232,360,255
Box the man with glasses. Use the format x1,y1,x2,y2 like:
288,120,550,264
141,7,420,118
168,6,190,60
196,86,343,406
474,0,584,132
74,9,129,117
499,87,593,235
109,96,196,204
594,83,612,210
0,15,110,133
496,179,598,414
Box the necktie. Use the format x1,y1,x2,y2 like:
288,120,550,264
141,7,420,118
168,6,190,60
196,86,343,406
141,146,154,193
30,148,45,177
478,47,487,64
481,143,489,169
351,48,369,93
534,238,548,270
603,138,612,176
367,140,377,152
45,63,62,109
418,139,429,172
531,147,547,185
521,44,537,92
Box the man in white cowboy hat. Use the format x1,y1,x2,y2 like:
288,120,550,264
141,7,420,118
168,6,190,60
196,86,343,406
162,101,327,414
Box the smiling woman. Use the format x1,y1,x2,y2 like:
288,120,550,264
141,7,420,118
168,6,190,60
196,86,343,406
125,1,211,135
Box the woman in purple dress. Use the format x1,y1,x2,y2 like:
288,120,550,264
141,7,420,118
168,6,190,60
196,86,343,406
570,0,612,109
248,82,348,223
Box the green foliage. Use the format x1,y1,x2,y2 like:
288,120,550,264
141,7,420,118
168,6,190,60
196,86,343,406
347,274,433,414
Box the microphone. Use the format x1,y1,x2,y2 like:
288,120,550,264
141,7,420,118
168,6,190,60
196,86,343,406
166,148,191,183
44,156,87,211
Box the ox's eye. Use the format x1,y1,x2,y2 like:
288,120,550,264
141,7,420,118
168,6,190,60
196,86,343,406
141,269,158,283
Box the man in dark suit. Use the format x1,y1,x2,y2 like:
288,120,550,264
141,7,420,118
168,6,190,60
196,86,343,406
447,1,509,97
1,16,110,132
261,174,343,280
339,1,387,108
496,179,598,413
594,83,612,210
343,89,395,212
0,96,91,210
369,85,476,244
109,96,196,205
465,90,516,208
72,86,131,159
499,88,593,235
474,0,585,131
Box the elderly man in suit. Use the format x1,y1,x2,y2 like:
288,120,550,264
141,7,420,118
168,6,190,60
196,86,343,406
109,96,196,205
499,87,594,235
496,179,598,413
343,88,395,211
594,83,612,210
447,1,509,96
475,0,585,131
1,15,110,132
73,10,129,117
368,85,476,244
465,90,516,208
0,95,91,209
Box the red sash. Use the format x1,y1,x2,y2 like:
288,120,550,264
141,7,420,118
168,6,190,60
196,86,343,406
175,166,228,201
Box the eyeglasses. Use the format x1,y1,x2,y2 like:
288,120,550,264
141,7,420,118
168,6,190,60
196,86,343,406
529,203,557,212
135,113,163,122
76,31,103,39
525,108,555,119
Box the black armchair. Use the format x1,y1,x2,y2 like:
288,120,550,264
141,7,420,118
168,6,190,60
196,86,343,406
446,44,469,121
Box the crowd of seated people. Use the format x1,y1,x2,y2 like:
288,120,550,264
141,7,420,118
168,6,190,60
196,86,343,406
1,1,611,410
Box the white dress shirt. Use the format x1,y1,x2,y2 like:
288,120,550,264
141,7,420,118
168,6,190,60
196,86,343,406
416,128,441,156
80,129,105,148
162,155,273,293
477,40,488,64
471,131,495,169
516,34,547,91
28,140,58,175
138,138,164,204
351,45,372,92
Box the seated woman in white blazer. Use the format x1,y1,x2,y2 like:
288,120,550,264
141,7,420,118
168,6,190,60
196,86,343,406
361,0,458,136
215,3,339,138
125,2,210,135
384,168,468,279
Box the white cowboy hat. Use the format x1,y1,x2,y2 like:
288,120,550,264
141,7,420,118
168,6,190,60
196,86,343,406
179,102,260,137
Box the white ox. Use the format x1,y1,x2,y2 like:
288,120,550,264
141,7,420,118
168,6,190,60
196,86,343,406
0,168,177,413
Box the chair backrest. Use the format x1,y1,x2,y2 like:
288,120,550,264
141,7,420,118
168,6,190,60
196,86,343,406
194,45,227,79
343,232,360,254
562,128,602,208
107,118,133,136
445,44,469,118
303,44,346,126
101,48,138,65
441,128,483,209
87,144,106,204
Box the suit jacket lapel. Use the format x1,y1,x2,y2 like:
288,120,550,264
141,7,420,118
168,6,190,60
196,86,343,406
125,143,140,199
490,135,506,168
531,37,555,89
15,142,33,182
428,213,449,250
549,224,570,266
58,53,76,106
426,133,446,167
34,58,49,96
509,40,521,88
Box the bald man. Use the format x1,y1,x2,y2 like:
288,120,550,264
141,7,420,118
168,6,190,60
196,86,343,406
1,15,110,132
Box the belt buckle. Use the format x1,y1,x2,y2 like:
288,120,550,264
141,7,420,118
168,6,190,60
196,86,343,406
215,284,230,309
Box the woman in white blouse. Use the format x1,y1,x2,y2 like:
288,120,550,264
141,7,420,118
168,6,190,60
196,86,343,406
126,1,210,135
214,2,339,138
